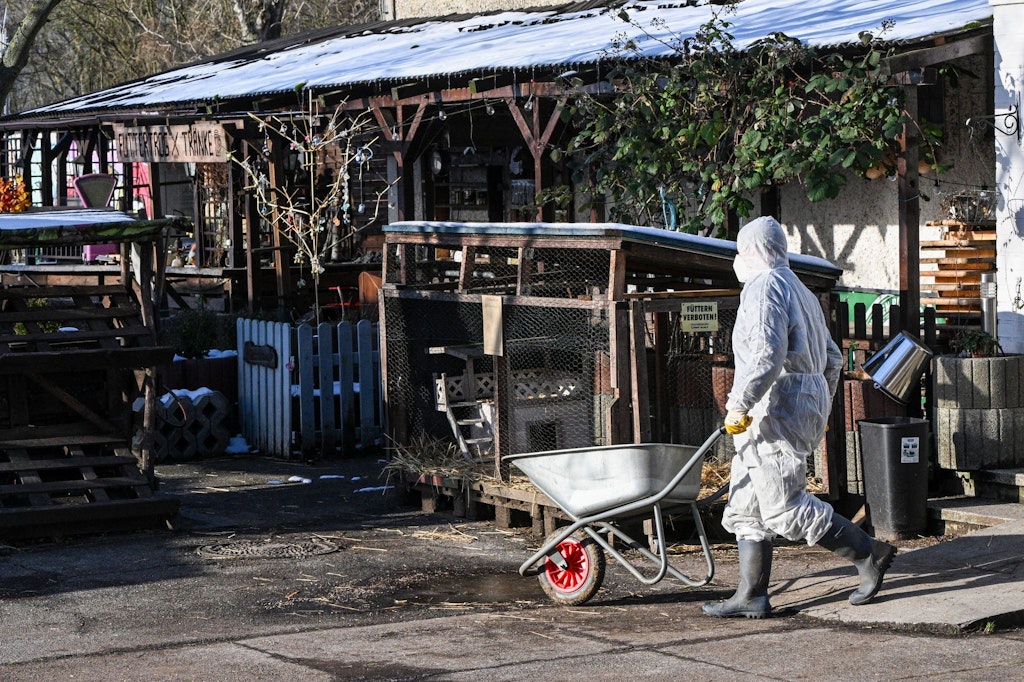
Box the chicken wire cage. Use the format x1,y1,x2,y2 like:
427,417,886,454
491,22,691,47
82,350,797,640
380,222,842,484
641,297,741,466
383,295,613,458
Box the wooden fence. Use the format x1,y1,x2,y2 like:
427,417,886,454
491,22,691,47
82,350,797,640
237,318,382,458
837,299,942,366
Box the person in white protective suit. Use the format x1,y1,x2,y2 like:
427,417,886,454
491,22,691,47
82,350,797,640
702,216,897,619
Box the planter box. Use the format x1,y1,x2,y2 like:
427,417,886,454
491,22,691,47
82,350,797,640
161,355,238,403
933,354,1024,470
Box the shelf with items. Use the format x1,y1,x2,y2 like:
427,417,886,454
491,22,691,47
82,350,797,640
920,220,995,321
427,162,503,222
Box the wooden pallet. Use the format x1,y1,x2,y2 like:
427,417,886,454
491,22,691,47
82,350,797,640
0,441,179,538
404,471,569,536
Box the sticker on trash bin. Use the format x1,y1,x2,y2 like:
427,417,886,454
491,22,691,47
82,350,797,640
900,437,920,463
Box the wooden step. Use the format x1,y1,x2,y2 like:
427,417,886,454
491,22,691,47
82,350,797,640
0,442,179,539
919,247,996,257
456,417,487,426
920,283,981,292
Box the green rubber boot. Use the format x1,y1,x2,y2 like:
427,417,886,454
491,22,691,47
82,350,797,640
702,539,773,619
816,514,897,605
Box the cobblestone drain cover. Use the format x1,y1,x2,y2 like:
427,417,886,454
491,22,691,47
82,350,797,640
197,537,341,560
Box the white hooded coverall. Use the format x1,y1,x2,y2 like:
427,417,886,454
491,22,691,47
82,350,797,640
722,217,844,545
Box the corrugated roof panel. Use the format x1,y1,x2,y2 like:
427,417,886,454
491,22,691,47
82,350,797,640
14,0,992,117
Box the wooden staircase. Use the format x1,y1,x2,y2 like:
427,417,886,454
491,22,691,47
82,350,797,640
920,220,995,331
0,272,178,539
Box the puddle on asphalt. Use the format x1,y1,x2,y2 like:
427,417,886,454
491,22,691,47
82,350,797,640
394,572,543,605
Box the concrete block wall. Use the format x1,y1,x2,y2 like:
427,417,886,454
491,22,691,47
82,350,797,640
934,354,1024,469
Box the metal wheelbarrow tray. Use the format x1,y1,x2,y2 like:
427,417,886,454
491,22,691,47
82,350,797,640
504,428,723,606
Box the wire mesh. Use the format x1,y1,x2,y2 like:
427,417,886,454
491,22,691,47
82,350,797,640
383,295,489,443
383,294,611,456
651,302,738,465
382,238,824,479
502,303,611,453
382,243,612,298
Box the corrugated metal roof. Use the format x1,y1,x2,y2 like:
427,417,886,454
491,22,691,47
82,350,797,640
10,0,992,119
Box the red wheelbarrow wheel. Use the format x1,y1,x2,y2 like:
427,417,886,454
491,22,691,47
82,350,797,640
538,530,606,606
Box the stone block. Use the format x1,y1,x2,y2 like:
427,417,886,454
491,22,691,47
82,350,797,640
935,405,1024,470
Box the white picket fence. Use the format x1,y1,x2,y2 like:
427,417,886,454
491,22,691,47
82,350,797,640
237,318,382,458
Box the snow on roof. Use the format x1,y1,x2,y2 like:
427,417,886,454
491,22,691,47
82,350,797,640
20,0,991,116
385,220,843,279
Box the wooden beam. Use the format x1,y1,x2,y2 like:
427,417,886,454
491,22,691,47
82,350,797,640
507,97,565,220
26,372,117,433
887,32,992,73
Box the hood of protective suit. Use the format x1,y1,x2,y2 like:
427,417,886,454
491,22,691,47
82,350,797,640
733,216,790,283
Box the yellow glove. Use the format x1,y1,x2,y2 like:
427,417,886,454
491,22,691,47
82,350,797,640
724,410,753,435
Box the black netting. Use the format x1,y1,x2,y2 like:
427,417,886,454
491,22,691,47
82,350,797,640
503,304,610,453
383,295,490,443
383,295,611,457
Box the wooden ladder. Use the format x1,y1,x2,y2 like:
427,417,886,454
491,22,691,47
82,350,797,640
435,374,494,462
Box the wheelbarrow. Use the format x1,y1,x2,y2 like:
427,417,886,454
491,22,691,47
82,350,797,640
504,427,724,606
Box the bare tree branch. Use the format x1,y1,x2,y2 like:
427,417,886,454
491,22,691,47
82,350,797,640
0,0,65,107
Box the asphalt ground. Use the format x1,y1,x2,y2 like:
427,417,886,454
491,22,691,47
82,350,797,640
2,454,1023,681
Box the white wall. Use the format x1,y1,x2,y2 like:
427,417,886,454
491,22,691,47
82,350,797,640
780,53,995,297
391,1,544,20
993,0,1024,353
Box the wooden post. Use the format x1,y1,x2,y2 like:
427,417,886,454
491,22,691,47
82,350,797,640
266,133,293,318
40,130,55,207
371,100,426,222
898,86,921,336
630,300,651,443
492,352,511,482
824,291,845,501
507,96,565,221
138,241,159,486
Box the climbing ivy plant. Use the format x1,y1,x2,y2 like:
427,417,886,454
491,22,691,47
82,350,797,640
549,13,915,235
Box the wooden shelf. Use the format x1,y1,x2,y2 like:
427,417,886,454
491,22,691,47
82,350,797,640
921,220,994,315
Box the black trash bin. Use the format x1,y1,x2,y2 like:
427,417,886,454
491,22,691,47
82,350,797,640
857,416,930,541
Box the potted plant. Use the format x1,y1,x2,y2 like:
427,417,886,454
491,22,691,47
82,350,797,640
934,329,1024,472
160,308,239,401
952,329,1003,358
